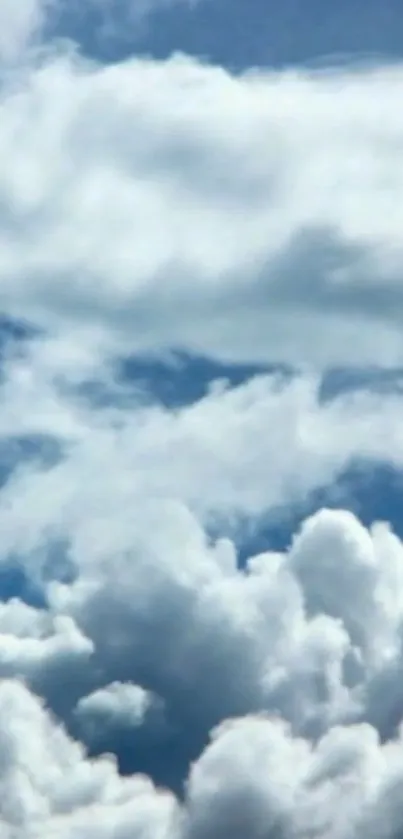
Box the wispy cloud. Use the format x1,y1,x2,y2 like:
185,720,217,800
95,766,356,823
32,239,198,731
0,0,51,62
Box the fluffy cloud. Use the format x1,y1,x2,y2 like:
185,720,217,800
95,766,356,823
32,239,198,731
0,608,92,684
2,357,403,562
184,713,403,839
3,8,403,837
0,679,180,839
2,341,403,832
42,505,403,740
1,53,403,366
75,681,166,745
3,461,403,752
4,679,403,839
76,681,157,726
0,0,50,62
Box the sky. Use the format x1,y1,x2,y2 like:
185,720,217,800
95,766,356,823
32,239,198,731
2,1,403,837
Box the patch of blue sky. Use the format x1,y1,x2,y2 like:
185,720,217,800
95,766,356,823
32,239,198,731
0,433,61,488
88,349,403,412
320,368,403,402
47,0,403,69
0,313,37,367
0,564,39,605
117,349,282,408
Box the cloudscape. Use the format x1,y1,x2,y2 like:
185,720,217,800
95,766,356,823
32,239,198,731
2,1,403,837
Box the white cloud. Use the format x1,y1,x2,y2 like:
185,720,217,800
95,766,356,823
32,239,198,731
0,478,394,737
75,681,165,745
3,15,403,836
1,359,403,560
0,0,50,62
4,678,403,839
0,679,180,838
77,681,154,725
1,53,403,366
2,333,403,738
2,350,403,833
43,503,403,741
0,612,92,682
184,713,403,839
0,599,94,716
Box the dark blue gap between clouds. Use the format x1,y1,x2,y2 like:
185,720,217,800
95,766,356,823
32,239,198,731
48,0,403,70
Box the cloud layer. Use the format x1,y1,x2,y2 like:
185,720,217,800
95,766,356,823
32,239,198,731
2,5,403,837
5,497,403,838
1,326,403,836
0,0,49,61
1,52,403,366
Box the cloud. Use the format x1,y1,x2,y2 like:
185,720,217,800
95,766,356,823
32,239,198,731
75,681,166,745
0,678,180,838
0,0,51,63
184,713,403,839
76,681,155,726
2,333,403,718
1,53,403,366
0,0,204,69
45,504,403,739
4,678,403,838
0,599,94,717
3,11,403,835
2,456,403,748
2,339,403,830
3,352,403,561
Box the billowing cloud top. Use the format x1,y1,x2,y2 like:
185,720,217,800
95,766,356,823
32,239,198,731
1,2,403,838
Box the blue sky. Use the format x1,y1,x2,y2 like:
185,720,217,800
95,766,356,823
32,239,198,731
2,1,403,838
50,0,403,68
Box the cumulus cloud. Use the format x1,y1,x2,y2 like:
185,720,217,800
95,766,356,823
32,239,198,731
3,356,403,564
184,713,403,839
3,453,403,748
77,681,155,726
2,319,403,754
2,337,403,831
0,609,92,683
0,679,180,838
0,598,94,717
4,678,403,839
1,53,403,366
3,6,403,836
41,504,403,741
75,681,166,745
